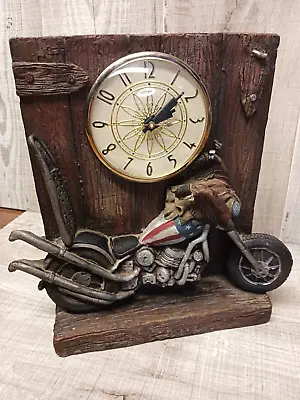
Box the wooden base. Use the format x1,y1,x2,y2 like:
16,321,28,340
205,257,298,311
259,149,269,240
0,208,23,229
53,275,272,357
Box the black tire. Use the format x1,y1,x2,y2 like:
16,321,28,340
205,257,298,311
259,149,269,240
227,233,293,294
45,282,99,314
44,247,118,313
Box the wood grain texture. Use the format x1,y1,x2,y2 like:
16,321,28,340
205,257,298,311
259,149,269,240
54,275,271,357
1,212,300,399
64,33,224,235
93,0,164,34
0,0,96,213
215,34,279,232
13,62,89,96
281,113,300,244
1,0,300,242
163,0,300,240
9,37,85,239
224,1,300,241
0,1,39,211
9,34,278,240
0,207,23,229
39,0,95,36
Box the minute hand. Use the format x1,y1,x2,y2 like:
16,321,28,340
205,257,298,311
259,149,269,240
144,92,184,130
153,92,184,124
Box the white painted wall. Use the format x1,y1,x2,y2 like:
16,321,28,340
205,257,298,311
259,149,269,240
0,0,299,242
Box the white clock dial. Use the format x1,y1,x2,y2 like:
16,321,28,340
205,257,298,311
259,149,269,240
86,52,211,182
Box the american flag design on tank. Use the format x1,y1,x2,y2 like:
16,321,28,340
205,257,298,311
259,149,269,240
140,212,203,246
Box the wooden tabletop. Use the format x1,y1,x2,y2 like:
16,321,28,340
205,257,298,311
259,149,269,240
0,211,299,400
0,207,23,229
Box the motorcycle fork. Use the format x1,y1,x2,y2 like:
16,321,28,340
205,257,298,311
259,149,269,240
227,229,266,274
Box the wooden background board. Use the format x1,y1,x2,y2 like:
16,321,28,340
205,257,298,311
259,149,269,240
1,0,300,242
1,212,300,399
9,33,278,238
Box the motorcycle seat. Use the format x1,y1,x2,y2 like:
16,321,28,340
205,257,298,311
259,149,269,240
111,235,140,258
74,230,110,254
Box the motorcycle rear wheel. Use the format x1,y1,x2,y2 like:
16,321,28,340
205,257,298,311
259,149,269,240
44,247,118,313
227,233,292,294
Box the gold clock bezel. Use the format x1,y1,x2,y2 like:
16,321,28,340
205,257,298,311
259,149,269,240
86,51,212,183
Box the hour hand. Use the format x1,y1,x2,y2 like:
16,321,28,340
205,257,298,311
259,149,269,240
143,92,184,131
152,92,184,124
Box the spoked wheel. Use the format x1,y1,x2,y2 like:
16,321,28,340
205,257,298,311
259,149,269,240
43,247,118,313
227,233,293,294
239,248,281,285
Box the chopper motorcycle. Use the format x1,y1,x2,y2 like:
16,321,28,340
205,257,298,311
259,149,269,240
8,136,293,313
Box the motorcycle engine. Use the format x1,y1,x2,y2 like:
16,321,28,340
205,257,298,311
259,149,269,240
135,246,206,287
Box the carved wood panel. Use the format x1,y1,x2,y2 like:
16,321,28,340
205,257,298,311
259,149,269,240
10,33,279,239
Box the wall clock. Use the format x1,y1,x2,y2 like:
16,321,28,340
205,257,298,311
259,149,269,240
86,52,212,182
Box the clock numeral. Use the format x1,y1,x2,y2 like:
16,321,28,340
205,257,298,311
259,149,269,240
183,141,196,150
123,157,133,170
189,117,205,124
144,61,155,79
97,89,115,106
167,154,177,168
146,162,153,176
170,70,180,86
92,121,108,128
184,89,198,103
102,143,116,155
119,73,131,86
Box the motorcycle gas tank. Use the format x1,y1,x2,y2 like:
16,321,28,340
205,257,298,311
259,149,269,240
140,212,203,246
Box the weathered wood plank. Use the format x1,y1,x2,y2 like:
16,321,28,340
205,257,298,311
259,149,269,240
64,33,223,235
9,37,84,239
93,0,164,34
0,207,23,229
0,0,96,212
53,275,272,357
13,62,89,96
9,33,279,274
162,0,300,239
2,0,300,243
40,0,95,36
281,113,300,244
0,1,40,211
214,34,279,233
220,0,300,239
240,46,269,118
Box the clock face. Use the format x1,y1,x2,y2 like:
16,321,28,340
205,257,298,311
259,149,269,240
86,52,211,182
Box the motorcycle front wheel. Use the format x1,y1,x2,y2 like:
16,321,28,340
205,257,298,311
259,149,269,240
227,233,292,294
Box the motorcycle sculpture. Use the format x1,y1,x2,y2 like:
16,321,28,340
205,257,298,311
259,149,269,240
8,136,293,313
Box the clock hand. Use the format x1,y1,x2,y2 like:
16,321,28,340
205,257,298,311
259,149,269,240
153,92,184,123
143,92,184,132
160,119,181,127
144,119,181,129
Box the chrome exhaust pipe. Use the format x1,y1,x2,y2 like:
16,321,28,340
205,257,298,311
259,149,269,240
8,259,135,302
9,230,140,283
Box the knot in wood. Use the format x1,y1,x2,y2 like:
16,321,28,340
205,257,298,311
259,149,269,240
25,72,34,83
